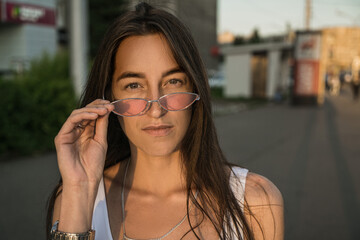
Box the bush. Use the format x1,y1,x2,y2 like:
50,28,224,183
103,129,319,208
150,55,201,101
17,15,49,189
0,52,76,157
210,87,224,99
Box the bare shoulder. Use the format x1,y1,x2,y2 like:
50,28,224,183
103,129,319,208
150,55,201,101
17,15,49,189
245,172,283,207
244,172,284,240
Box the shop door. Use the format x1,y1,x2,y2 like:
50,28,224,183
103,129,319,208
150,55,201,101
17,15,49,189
251,52,267,98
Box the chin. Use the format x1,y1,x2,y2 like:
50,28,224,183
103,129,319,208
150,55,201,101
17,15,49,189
137,141,181,158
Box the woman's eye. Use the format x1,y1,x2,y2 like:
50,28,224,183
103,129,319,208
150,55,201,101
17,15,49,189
125,82,141,89
168,79,183,86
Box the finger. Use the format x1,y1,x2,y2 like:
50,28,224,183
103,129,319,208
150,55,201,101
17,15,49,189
57,101,113,139
77,120,90,129
55,116,93,146
86,99,111,107
81,103,113,138
70,104,110,117
93,104,114,144
75,103,111,129
55,128,82,145
59,111,99,135
69,105,111,125
82,102,113,128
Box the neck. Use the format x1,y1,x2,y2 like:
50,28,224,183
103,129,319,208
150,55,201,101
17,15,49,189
125,150,186,196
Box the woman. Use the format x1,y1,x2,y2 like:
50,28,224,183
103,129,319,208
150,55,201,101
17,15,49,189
47,2,284,240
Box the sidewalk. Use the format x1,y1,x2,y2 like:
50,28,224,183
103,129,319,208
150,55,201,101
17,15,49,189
0,153,59,240
214,84,360,239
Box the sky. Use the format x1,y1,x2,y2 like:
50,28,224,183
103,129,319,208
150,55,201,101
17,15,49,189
218,0,360,36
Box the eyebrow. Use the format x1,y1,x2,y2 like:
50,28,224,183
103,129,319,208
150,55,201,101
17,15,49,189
116,72,145,82
116,67,185,82
162,67,184,78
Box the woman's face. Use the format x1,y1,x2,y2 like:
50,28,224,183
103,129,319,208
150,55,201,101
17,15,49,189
111,34,193,157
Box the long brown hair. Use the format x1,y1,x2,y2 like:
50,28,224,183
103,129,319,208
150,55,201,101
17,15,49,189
46,2,254,239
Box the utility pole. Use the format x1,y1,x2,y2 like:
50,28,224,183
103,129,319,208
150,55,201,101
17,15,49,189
70,0,89,98
305,0,311,30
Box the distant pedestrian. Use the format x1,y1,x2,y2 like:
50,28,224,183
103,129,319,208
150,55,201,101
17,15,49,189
352,77,360,100
330,76,340,96
339,69,346,92
351,56,360,100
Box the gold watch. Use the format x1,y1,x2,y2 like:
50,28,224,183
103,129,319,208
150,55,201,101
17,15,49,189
50,221,95,240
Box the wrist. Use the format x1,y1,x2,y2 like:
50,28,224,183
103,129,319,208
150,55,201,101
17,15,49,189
59,184,99,232
62,176,101,190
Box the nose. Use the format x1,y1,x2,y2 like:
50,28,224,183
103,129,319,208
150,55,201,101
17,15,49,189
146,98,166,118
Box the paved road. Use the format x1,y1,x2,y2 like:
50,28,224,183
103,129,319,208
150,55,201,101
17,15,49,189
215,86,360,240
0,86,359,239
0,153,60,239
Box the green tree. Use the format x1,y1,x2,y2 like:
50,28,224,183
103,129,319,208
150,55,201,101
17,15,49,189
249,28,261,44
0,52,76,157
233,35,246,45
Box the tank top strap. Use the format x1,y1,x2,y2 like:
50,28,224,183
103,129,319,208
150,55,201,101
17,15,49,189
92,177,113,240
230,166,248,209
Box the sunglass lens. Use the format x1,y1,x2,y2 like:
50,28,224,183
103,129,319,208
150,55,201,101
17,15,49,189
160,93,197,111
113,99,147,116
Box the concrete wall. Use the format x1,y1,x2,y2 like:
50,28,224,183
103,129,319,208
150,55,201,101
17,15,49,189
0,25,26,71
224,53,251,98
0,24,56,72
222,42,293,99
24,25,56,58
279,53,291,91
266,50,281,98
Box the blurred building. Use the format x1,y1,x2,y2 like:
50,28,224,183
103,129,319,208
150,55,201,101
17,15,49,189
217,31,235,45
221,26,360,101
321,27,360,75
0,0,57,75
0,0,218,75
221,42,293,99
129,0,218,71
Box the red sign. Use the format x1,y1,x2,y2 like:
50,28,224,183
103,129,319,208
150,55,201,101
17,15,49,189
293,32,322,96
4,1,55,26
294,60,320,95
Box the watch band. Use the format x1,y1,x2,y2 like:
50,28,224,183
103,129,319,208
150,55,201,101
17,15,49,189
50,221,95,240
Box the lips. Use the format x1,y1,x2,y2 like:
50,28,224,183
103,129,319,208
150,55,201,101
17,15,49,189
142,124,173,137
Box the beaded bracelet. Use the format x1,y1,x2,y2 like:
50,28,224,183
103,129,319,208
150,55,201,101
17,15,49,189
50,221,95,240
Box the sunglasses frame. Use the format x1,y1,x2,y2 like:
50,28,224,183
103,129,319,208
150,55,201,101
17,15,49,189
109,92,200,117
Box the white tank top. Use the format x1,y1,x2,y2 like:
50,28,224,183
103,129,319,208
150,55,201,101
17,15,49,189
92,166,248,240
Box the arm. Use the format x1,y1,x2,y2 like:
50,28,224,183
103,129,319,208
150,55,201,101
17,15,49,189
52,99,114,233
244,172,284,240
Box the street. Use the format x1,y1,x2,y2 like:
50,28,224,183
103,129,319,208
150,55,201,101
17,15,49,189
0,86,359,239
215,86,360,239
